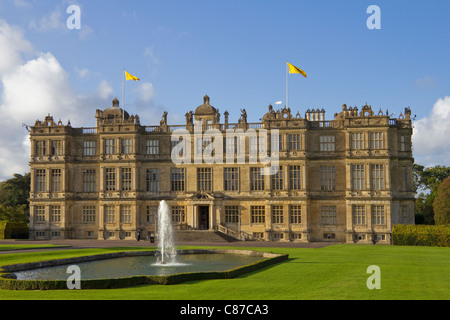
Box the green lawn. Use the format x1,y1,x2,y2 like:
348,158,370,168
0,244,448,300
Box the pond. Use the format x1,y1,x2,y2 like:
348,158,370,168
13,253,266,280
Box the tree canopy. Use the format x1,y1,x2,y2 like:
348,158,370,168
433,177,450,225
0,173,30,223
413,165,450,225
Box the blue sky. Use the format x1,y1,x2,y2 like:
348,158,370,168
0,0,449,179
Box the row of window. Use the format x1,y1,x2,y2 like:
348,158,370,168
34,132,410,157
35,164,409,193
34,204,409,226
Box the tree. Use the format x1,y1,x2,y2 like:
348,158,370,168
413,164,450,194
433,177,450,225
0,173,30,224
0,204,28,223
413,165,450,224
0,173,31,209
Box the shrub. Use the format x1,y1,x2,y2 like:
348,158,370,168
392,224,450,247
0,221,28,239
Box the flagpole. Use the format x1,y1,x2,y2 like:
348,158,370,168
122,69,125,121
286,61,289,109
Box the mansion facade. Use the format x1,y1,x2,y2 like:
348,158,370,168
28,95,415,243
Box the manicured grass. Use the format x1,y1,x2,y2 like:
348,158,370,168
0,244,448,300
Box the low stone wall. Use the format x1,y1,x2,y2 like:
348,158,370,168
0,249,288,290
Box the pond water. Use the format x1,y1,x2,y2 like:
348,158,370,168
13,254,265,280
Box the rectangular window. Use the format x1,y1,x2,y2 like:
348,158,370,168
251,205,265,224
351,132,364,150
402,166,407,191
121,138,132,154
371,132,384,149
120,205,132,223
352,164,365,190
105,168,116,191
321,206,337,225
400,136,406,151
172,138,184,157
320,135,335,152
50,206,61,223
51,169,61,192
197,168,212,192
372,205,385,225
289,205,302,224
51,140,62,156
250,167,265,191
371,164,384,190
289,134,301,151
36,140,47,156
83,206,96,223
83,141,96,156
104,206,115,223
249,136,258,155
197,137,212,155
121,168,132,191
320,166,336,191
352,205,366,225
146,140,159,155
271,134,283,152
271,166,284,190
171,168,185,191
35,206,45,223
224,136,238,155
146,169,159,192
225,206,239,223
401,205,408,224
272,205,284,224
146,206,157,224
36,169,46,192
105,139,115,154
172,206,186,223
289,165,301,190
83,169,96,192
224,168,239,191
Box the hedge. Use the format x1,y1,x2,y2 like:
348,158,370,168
0,250,288,290
392,224,450,247
0,221,28,239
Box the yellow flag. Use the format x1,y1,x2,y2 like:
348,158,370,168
287,62,307,78
124,70,140,81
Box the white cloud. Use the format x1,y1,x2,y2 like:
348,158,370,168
413,96,450,167
29,9,65,32
414,76,437,90
0,20,32,75
12,0,31,8
97,80,114,100
75,67,90,78
0,20,108,180
137,82,155,103
144,46,160,66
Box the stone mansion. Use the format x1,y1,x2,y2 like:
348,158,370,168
28,95,415,243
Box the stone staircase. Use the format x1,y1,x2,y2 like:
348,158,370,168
174,230,239,243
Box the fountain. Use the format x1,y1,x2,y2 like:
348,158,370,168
5,201,288,289
156,200,177,265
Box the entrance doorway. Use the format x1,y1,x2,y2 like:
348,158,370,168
198,206,209,230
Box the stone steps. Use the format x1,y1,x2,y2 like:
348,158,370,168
174,230,239,243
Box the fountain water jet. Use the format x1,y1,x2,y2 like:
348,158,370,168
156,200,177,265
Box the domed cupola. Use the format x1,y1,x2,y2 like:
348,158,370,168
194,95,220,124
